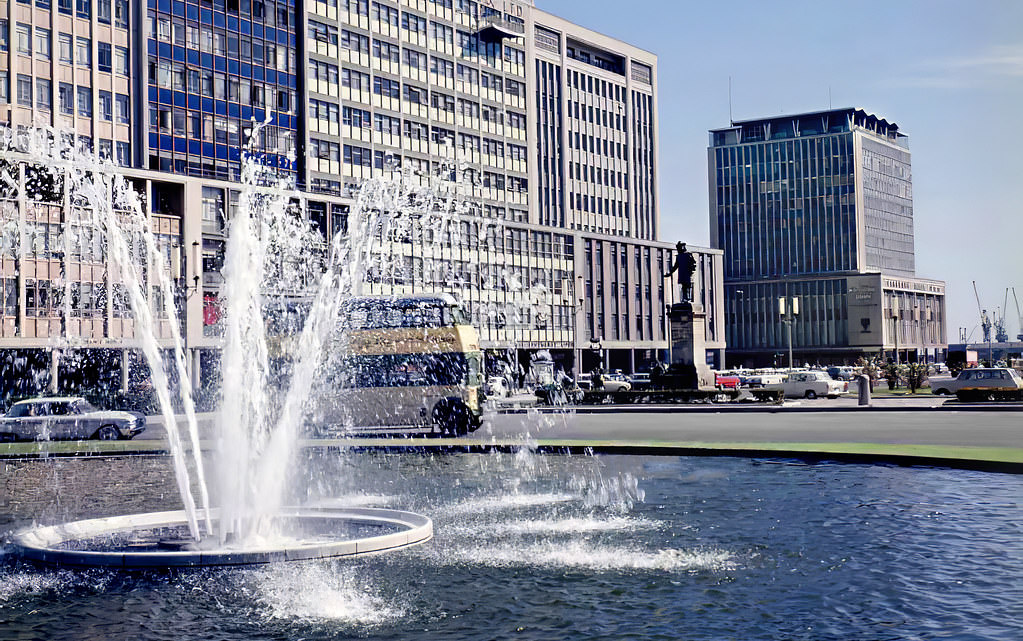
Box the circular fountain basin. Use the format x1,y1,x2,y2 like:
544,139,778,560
11,507,432,568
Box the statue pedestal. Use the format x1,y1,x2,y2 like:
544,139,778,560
667,302,715,391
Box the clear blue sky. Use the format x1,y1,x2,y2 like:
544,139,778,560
545,0,1023,344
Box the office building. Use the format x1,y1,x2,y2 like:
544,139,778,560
0,0,723,395
709,107,946,366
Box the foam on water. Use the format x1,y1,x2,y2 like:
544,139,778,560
252,562,403,624
0,568,111,602
442,540,735,572
486,515,664,536
443,492,577,515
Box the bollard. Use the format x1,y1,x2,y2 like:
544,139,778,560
857,374,871,406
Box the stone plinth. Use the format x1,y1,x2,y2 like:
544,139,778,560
667,302,715,391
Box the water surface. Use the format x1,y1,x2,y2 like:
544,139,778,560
1,452,1020,640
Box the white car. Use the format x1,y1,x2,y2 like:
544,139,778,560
764,371,848,399
0,397,145,441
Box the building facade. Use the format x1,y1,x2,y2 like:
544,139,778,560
709,108,946,367
0,0,723,397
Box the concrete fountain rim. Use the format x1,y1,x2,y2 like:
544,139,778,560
11,506,432,568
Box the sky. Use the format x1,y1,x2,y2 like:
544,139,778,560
545,0,1023,345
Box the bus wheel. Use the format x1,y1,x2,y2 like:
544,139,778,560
432,399,470,437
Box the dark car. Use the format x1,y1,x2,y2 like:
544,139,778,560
0,397,146,441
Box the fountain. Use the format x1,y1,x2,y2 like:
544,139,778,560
0,125,522,564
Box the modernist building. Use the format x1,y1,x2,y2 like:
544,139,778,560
709,107,946,367
0,0,724,396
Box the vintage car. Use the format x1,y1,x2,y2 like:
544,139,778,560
0,397,146,441
931,368,1023,401
762,371,848,399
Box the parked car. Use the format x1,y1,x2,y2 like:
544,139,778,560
826,366,858,381
484,376,510,398
931,368,1023,401
763,371,848,399
578,373,631,393
746,373,785,389
628,372,652,390
714,372,742,390
0,397,146,441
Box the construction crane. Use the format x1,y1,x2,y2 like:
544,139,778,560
993,288,1009,343
973,281,992,344
1013,287,1023,342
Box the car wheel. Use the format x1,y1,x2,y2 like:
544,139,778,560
804,390,817,399
934,388,949,396
95,425,121,441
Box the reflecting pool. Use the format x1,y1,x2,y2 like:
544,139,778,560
2,452,1021,640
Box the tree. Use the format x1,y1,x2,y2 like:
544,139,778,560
906,362,926,394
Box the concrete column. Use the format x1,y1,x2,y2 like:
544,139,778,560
121,349,130,392
49,349,59,394
191,348,201,394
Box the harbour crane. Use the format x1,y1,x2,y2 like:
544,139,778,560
973,281,992,344
1013,287,1023,342
993,288,1009,343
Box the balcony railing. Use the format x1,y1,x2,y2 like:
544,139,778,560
476,15,524,41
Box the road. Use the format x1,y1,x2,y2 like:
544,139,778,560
138,403,1023,450
476,408,1022,449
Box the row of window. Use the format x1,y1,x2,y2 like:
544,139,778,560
5,24,129,76
12,0,129,27
309,57,524,99
148,58,295,113
149,11,297,73
568,130,627,161
9,75,129,123
569,162,628,190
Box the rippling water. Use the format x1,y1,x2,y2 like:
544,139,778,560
1,452,1021,640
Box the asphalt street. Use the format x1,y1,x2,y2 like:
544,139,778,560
138,402,1023,450
476,408,1023,449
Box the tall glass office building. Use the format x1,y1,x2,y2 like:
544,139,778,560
709,108,946,366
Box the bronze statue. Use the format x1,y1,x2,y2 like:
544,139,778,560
664,241,697,302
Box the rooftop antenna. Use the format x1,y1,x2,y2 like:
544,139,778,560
728,76,733,125
829,86,832,110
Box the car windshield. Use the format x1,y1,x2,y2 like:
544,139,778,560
73,399,97,413
6,403,36,418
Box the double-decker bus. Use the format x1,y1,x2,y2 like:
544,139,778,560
314,294,484,436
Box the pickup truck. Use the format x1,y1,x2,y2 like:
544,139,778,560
762,371,847,399
930,368,1023,400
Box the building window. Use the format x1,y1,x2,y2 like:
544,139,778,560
35,27,50,59
58,82,74,114
97,42,111,72
16,74,32,107
115,46,129,75
115,93,129,123
76,37,90,66
114,0,128,28
59,33,73,63
77,86,92,117
16,23,31,55
36,78,51,110
116,141,130,166
98,90,112,121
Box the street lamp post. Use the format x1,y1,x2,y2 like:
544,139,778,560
891,296,900,365
778,296,799,371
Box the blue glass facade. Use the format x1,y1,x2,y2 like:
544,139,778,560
712,124,857,281
710,108,936,365
145,0,298,180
